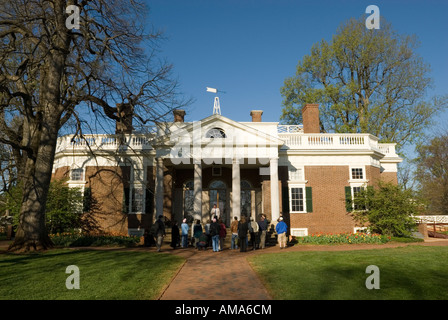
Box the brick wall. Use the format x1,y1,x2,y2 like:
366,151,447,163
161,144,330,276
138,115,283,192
84,166,129,234
290,165,355,234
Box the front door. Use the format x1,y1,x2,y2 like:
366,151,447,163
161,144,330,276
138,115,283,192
209,180,227,225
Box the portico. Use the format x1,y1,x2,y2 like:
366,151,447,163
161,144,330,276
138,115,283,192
152,112,285,226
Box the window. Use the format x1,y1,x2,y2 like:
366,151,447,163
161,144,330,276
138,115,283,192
351,168,364,180
241,180,252,217
71,168,83,181
290,187,304,212
205,127,226,138
345,185,366,212
288,165,303,181
289,186,312,213
183,181,194,218
131,187,144,213
291,228,308,237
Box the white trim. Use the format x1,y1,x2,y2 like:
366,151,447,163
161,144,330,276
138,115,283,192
290,228,308,237
289,184,307,213
354,227,368,233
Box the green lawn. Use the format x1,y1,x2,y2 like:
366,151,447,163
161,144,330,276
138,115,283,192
0,249,184,300
248,246,448,300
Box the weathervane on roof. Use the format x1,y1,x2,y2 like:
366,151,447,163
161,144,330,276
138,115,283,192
206,87,226,115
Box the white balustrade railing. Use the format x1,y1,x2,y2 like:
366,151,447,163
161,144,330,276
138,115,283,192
414,215,448,224
277,125,303,133
278,133,381,151
56,134,153,153
56,131,398,157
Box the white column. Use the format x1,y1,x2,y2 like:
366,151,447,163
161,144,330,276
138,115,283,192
155,157,164,219
232,157,241,220
270,157,280,222
193,158,202,221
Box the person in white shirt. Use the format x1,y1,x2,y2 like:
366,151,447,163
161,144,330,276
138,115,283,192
210,203,220,220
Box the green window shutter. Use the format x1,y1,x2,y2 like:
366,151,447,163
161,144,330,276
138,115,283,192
345,186,353,212
305,186,313,213
282,186,290,214
83,187,92,212
123,187,130,214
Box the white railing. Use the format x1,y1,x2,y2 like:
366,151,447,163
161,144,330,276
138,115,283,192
56,134,154,153
379,143,397,157
414,216,448,224
277,125,303,133
279,133,381,151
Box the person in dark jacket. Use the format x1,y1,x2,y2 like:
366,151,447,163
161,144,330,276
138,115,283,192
257,214,268,249
237,216,249,252
193,220,203,249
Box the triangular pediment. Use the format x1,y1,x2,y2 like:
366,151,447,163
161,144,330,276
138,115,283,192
152,114,284,147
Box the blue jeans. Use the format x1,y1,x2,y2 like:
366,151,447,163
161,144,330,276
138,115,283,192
212,235,220,252
231,234,239,249
182,235,188,248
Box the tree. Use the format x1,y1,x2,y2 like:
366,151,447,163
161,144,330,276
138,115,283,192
415,133,448,215
351,182,421,237
1,179,87,234
280,17,447,153
0,0,188,252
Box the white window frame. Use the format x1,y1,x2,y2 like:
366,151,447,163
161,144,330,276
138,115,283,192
354,227,368,234
130,186,145,214
290,228,308,237
349,166,367,183
70,168,84,181
288,164,304,182
289,184,307,213
349,183,368,211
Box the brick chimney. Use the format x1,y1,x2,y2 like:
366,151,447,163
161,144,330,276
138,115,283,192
250,110,263,122
173,109,186,122
302,104,320,133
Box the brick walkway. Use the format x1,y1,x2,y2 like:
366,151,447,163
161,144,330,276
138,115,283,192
157,237,448,300
158,247,272,300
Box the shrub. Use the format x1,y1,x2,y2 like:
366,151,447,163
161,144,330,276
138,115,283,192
50,232,141,247
293,232,390,245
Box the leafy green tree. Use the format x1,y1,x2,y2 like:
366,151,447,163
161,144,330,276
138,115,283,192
415,134,448,215
280,17,447,153
351,182,421,237
2,180,85,234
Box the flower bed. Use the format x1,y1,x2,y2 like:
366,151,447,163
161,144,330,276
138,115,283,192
292,232,390,245
50,232,142,247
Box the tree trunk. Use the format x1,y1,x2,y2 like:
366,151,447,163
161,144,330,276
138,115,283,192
8,116,60,252
8,4,68,251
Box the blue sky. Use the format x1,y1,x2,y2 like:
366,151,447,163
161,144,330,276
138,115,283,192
147,0,448,135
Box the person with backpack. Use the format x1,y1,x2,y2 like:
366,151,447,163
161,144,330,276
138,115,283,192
249,216,259,250
237,216,249,252
209,218,221,252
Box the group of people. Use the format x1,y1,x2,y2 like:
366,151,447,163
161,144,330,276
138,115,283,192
148,212,289,252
